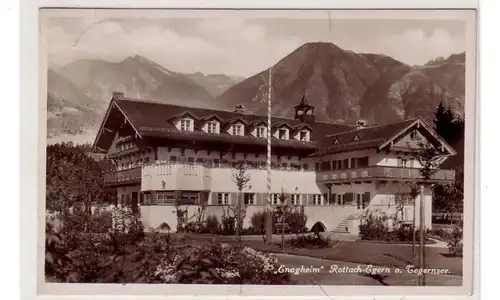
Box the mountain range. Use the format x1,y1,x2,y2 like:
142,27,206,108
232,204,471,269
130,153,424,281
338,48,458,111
46,42,466,146
217,42,464,125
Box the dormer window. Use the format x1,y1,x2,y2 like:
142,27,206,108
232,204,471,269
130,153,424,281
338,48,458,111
180,118,193,131
299,130,309,141
232,124,244,136
256,126,266,138
207,121,219,134
278,128,288,140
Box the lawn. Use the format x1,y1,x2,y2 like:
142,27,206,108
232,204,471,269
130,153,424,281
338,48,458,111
182,233,463,276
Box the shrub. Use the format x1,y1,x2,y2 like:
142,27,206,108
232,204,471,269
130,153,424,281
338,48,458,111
288,234,333,249
204,215,220,234
447,225,463,257
90,209,113,233
220,216,236,235
284,210,308,233
250,210,278,234
359,213,390,240
429,228,452,241
154,243,291,284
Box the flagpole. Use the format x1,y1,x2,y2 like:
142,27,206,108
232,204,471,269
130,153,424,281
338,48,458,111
265,67,273,244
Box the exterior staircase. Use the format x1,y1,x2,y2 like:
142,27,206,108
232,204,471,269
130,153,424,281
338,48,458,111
333,219,349,233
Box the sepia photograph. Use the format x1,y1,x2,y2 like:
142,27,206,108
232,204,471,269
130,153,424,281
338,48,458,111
38,7,477,296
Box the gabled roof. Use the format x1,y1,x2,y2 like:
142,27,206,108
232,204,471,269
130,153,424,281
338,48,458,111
92,96,353,153
200,114,224,122
272,122,294,130
169,111,199,121
313,117,456,156
292,123,314,132
224,117,249,126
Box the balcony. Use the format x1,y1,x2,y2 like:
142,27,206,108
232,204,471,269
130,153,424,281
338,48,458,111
104,167,141,186
316,166,456,184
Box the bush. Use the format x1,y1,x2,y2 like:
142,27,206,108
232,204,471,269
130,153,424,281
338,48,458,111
447,225,463,257
90,209,113,233
288,234,333,249
220,216,236,235
284,210,308,233
204,215,220,234
154,243,291,284
359,213,390,240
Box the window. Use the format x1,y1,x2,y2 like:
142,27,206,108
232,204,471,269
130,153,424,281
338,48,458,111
180,193,198,205
278,129,288,140
217,193,230,205
290,194,301,205
353,134,360,141
336,194,343,206
196,158,204,164
299,130,308,141
357,157,369,167
312,194,322,205
244,193,255,205
256,127,266,138
271,194,279,205
232,124,243,136
410,129,417,140
157,192,176,204
281,162,288,168
144,193,153,205
397,157,409,168
180,118,192,131
350,158,357,169
321,161,331,170
187,157,194,163
207,122,218,133
343,159,349,169
315,162,320,171
169,156,177,162
302,163,309,170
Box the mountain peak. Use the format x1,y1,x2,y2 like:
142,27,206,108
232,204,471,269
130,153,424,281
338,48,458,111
298,41,343,52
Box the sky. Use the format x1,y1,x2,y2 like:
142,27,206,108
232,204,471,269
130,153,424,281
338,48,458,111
41,10,467,78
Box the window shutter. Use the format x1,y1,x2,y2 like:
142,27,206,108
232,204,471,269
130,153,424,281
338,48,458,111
363,192,371,203
344,193,353,205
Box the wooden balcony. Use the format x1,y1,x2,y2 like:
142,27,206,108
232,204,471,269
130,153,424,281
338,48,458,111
104,167,141,186
316,166,456,184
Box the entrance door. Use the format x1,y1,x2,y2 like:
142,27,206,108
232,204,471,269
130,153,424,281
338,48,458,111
131,192,139,215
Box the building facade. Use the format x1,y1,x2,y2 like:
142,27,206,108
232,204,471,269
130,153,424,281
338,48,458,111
92,92,456,234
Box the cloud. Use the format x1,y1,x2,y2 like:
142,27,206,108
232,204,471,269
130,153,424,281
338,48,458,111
41,16,465,76
371,28,465,65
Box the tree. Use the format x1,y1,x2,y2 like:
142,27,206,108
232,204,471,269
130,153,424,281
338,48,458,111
46,143,115,230
433,184,464,214
433,101,464,145
232,162,251,247
275,190,291,250
411,138,442,286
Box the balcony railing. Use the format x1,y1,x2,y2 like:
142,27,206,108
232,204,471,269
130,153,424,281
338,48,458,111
317,166,456,183
104,167,141,184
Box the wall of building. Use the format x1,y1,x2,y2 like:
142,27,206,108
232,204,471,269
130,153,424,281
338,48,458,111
370,182,433,229
139,204,356,233
116,185,141,204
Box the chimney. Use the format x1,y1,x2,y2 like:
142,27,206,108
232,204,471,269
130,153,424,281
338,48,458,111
233,104,245,113
112,92,124,100
356,119,368,129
